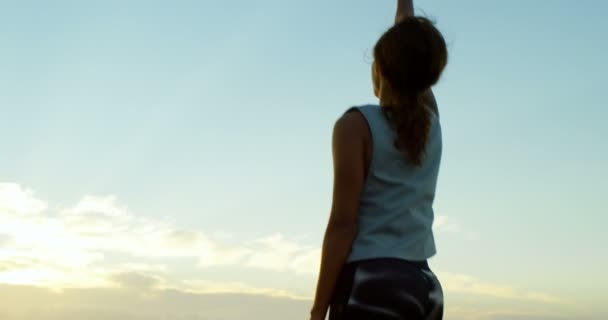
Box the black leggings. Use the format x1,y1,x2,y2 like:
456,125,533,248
329,258,443,320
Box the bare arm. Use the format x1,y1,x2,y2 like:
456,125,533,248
396,0,414,23
396,0,440,116
310,112,367,320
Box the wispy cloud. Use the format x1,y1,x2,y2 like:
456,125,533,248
241,234,320,275
0,182,591,319
434,214,479,240
438,272,568,305
0,182,472,286
0,182,318,290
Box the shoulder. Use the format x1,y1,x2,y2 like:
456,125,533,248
423,90,440,117
333,107,370,140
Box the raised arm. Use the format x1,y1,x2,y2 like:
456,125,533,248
395,0,440,116
395,0,414,24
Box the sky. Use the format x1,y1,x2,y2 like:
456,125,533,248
1,0,607,319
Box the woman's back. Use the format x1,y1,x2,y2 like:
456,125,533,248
347,104,442,263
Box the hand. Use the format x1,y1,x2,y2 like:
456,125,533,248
309,307,327,320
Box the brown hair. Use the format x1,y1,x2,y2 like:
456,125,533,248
373,16,448,166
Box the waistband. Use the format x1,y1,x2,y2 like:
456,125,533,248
346,257,430,271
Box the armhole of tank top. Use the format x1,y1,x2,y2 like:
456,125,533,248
424,104,439,119
345,106,374,184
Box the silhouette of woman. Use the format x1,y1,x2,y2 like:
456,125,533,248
310,1,448,319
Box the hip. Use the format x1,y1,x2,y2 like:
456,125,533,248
329,258,443,320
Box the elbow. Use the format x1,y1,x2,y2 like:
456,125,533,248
326,219,358,237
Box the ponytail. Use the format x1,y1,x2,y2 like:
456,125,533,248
381,92,431,166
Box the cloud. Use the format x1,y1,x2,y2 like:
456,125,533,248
178,278,307,299
438,272,568,305
434,214,479,240
0,182,318,291
241,234,320,275
65,195,129,217
0,183,47,216
0,282,601,320
0,282,311,320
0,182,466,286
109,272,162,290
0,182,593,319
445,306,599,320
0,233,12,247
0,260,29,272
434,214,460,232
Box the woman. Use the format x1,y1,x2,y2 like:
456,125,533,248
310,1,448,319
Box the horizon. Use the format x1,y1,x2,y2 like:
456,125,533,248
1,0,607,319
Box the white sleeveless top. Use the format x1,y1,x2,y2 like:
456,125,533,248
346,104,442,262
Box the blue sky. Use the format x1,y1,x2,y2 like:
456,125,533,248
1,1,607,319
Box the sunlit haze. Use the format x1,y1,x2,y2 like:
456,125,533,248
1,0,607,319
